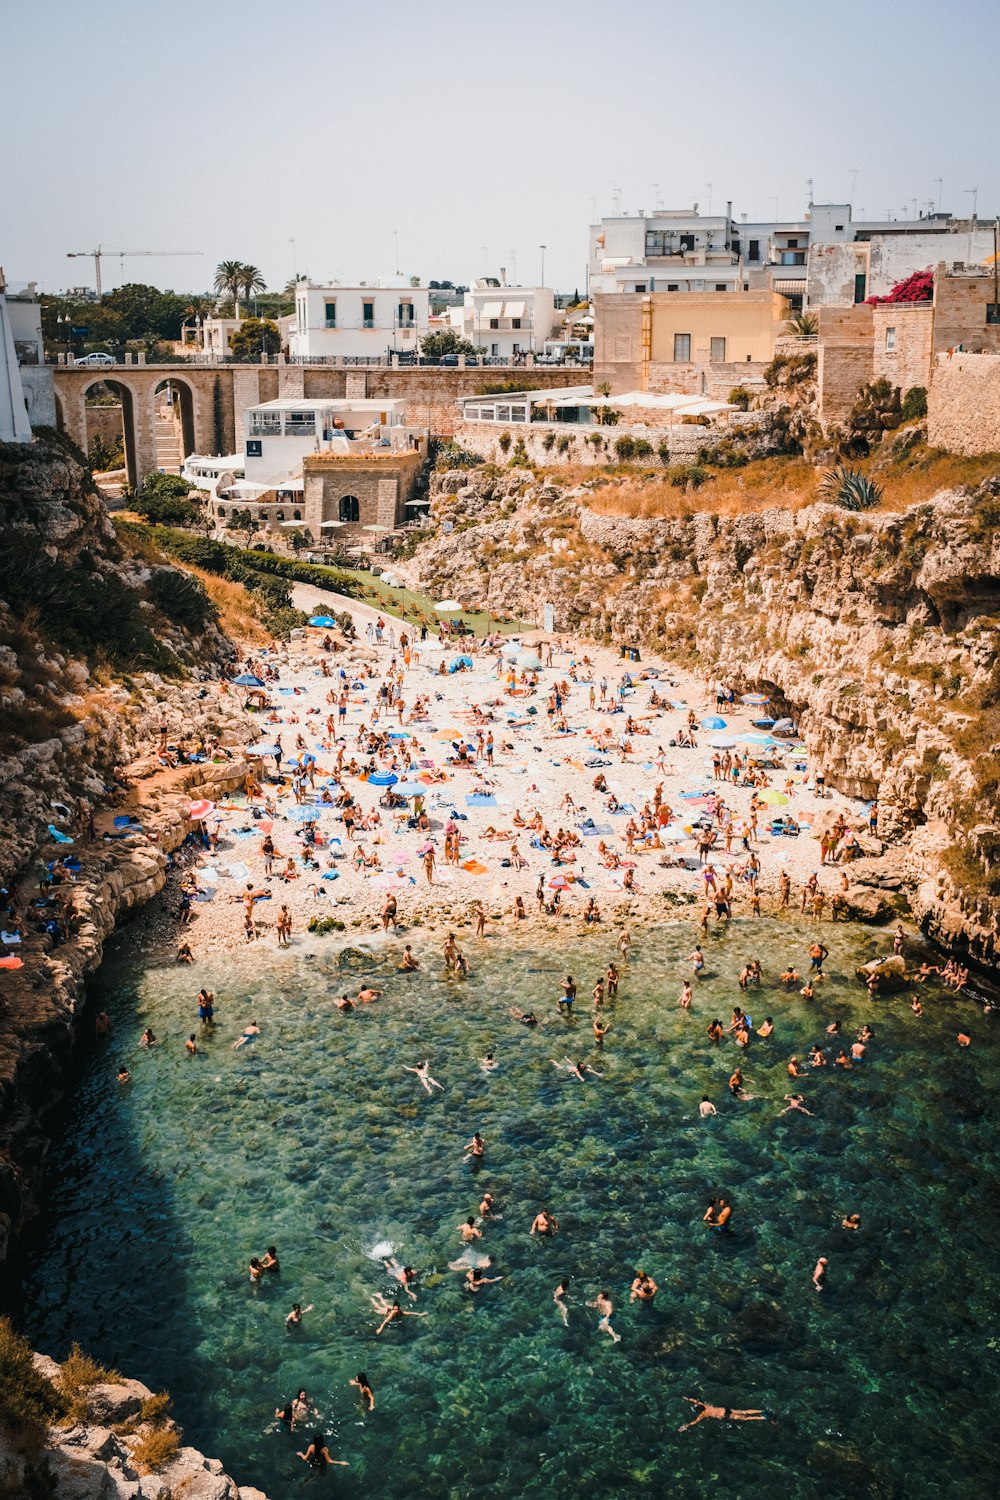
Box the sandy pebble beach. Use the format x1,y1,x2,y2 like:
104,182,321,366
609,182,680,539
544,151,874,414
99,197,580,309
149,584,873,965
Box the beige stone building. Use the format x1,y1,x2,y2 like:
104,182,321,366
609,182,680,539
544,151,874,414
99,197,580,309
301,449,425,548
593,290,790,396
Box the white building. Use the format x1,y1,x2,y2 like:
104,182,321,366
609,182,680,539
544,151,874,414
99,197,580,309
449,278,555,358
588,201,998,311
239,397,411,488
0,269,34,441
288,281,431,361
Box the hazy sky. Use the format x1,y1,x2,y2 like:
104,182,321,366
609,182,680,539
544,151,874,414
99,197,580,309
4,0,998,297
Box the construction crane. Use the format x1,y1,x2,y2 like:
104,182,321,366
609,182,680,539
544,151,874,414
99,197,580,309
66,247,202,296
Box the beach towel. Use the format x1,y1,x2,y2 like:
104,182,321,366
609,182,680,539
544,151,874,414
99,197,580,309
462,860,488,874
579,823,613,837
611,804,636,815
321,871,339,880
465,794,497,807
47,825,74,845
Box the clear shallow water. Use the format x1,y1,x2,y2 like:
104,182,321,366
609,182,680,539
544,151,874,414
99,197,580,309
16,918,1000,1499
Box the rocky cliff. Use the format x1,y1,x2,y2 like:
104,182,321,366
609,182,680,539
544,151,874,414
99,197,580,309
399,465,1000,962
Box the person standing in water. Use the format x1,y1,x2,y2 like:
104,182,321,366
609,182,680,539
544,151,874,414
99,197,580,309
588,1290,621,1343
349,1372,375,1412
553,1275,572,1326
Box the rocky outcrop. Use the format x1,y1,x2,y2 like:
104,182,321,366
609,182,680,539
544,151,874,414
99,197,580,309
0,1353,269,1499
399,466,1000,962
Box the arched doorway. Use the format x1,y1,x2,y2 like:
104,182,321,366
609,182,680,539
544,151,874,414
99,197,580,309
83,379,137,494
339,494,360,523
153,378,196,473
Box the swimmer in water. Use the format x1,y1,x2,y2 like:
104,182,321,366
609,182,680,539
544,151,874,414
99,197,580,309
139,1028,157,1047
185,1034,197,1055
383,1259,418,1300
630,1270,658,1303
779,1093,814,1116
588,1290,621,1343
553,1275,572,1326
812,1256,828,1292
757,1017,774,1038
530,1209,559,1237
688,945,705,976
297,1431,348,1469
480,1051,499,1072
841,1213,861,1231
699,1096,717,1117
465,1265,502,1293
550,1057,602,1081
399,946,420,971
117,1064,131,1084
249,1257,264,1283
336,994,355,1012
679,1397,769,1431
260,1246,280,1272
285,1302,314,1326
479,1192,497,1219
728,1066,745,1098
679,981,693,1009
593,1018,611,1042
464,1131,485,1162
371,1294,427,1334
510,1006,538,1026
232,1021,260,1049
349,1372,375,1412
458,1216,482,1243
405,1060,444,1094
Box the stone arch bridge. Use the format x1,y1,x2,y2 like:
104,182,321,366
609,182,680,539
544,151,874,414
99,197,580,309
52,362,589,490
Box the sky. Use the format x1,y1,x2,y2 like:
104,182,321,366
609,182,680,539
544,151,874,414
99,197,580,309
3,0,999,298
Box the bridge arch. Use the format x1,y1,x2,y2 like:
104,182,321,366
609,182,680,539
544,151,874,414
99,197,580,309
83,379,138,491
151,375,197,468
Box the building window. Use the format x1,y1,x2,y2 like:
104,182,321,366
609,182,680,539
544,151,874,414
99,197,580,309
748,239,760,261
674,333,691,362
854,273,867,304
276,510,285,521
731,239,741,255
666,283,679,292
715,283,727,292
293,510,301,521
885,326,897,353
788,238,799,249
680,234,695,251
217,507,226,518
398,301,414,326
512,317,522,328
835,224,844,232
339,495,360,523
363,300,374,328
489,318,499,329
634,284,647,293
710,337,726,362
324,300,336,327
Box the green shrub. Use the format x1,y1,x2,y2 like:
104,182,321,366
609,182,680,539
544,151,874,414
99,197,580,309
613,436,636,461
657,440,671,465
0,1318,65,1447
556,436,572,453
145,568,213,632
632,438,653,459
900,385,928,423
498,432,512,454
669,464,710,490
728,386,752,411
133,474,201,526
542,432,556,451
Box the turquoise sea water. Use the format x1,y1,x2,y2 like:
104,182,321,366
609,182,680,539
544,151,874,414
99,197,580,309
16,918,1000,1499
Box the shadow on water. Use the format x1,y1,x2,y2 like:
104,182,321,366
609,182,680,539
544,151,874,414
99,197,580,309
7,938,228,1455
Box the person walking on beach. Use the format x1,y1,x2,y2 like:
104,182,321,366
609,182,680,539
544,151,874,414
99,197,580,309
423,846,436,884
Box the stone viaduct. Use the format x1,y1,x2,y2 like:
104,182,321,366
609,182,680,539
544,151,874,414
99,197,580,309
51,363,590,489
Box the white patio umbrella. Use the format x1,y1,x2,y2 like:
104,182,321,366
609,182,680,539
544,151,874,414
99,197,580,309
435,600,462,612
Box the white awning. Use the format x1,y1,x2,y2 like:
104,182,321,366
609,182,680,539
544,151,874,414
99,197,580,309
319,519,346,528
480,301,503,318
504,300,526,319
276,477,304,492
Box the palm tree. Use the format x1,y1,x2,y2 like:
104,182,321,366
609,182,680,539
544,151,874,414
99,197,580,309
785,311,818,338
237,263,266,315
214,260,244,317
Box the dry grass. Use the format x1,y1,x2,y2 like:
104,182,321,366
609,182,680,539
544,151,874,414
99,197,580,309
550,444,1000,522
56,1345,120,1424
130,1427,180,1474
182,565,270,645
585,457,819,520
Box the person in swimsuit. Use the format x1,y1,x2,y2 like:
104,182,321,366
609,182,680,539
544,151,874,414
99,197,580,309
588,1290,621,1343
232,1021,260,1049
459,1216,482,1243
349,1372,375,1412
297,1431,348,1469
372,1295,427,1334
553,1275,572,1326
530,1209,559,1236
405,1060,444,1094
779,1093,814,1116
466,1265,502,1292
678,1398,768,1431
630,1270,658,1303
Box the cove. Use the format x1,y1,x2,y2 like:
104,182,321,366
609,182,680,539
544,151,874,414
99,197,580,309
15,917,1000,1498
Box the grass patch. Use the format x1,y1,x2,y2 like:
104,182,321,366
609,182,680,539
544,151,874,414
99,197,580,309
139,1392,173,1424
56,1345,120,1423
0,1319,65,1451
130,1427,180,1474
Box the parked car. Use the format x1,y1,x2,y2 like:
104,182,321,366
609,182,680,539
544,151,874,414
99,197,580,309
437,353,478,366
75,352,116,366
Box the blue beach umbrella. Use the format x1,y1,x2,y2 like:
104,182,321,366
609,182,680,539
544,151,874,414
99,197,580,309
701,716,727,730
368,772,399,786
233,673,265,687
308,615,337,627
287,804,320,822
245,743,280,756
395,781,426,797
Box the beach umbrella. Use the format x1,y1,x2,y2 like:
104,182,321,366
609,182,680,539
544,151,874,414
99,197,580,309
368,771,399,786
308,615,337,627
233,673,265,687
661,825,690,843
741,693,770,705
435,599,462,612
388,731,412,740
760,790,789,805
708,736,736,750
516,651,543,671
434,728,463,740
0,955,24,969
287,805,320,821
186,798,215,820
245,743,281,757
395,781,425,796
701,716,727,729
500,641,521,658
449,655,474,672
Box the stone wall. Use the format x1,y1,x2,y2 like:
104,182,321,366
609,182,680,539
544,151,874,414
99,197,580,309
816,304,874,428
932,267,1000,354
927,353,1000,454
451,414,764,468
872,304,933,392
646,360,770,400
